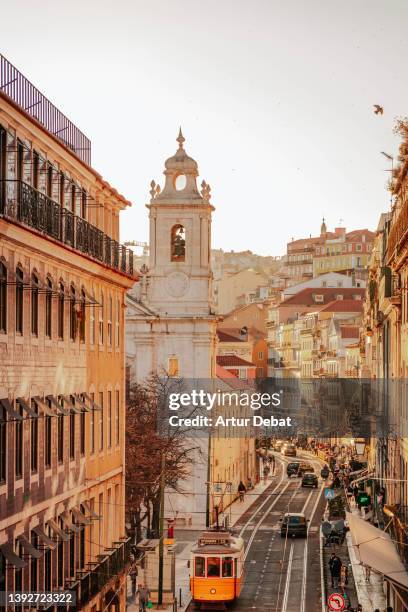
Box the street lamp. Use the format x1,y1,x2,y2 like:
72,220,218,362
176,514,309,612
354,439,366,457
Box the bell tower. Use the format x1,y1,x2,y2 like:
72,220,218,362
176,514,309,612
146,129,214,316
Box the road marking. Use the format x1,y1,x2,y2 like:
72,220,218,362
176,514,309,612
300,463,326,612
244,480,291,561
281,543,294,612
239,463,286,537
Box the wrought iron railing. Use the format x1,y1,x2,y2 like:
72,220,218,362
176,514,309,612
0,54,91,164
77,538,131,608
0,180,135,277
387,198,408,262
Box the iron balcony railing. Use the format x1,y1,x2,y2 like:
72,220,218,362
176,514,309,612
0,180,135,278
77,538,132,608
0,54,91,164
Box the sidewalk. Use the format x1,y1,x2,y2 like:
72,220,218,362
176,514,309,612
322,520,359,610
126,472,276,610
345,499,386,611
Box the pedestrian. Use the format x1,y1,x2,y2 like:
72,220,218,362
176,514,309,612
353,485,359,501
263,464,270,483
341,564,349,586
129,558,138,599
247,476,253,490
328,553,342,589
238,480,246,502
138,584,151,612
270,454,275,474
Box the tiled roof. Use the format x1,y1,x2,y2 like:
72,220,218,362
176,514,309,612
320,299,364,313
340,325,360,339
216,365,256,388
280,287,365,307
217,330,245,342
216,355,256,368
345,229,375,241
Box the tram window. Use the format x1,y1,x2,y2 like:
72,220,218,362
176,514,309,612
195,557,205,577
207,557,220,577
222,557,234,577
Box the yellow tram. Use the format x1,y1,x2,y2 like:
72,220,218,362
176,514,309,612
190,530,245,607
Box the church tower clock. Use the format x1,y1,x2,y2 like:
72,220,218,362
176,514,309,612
126,130,218,382
147,128,214,318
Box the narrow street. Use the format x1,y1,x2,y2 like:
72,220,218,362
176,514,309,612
188,453,329,612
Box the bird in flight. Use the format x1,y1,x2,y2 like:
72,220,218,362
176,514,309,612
373,104,384,115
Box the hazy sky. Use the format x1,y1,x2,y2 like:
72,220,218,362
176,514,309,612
2,0,408,255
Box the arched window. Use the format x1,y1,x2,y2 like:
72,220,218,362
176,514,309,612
0,262,7,333
58,281,65,339
45,277,52,338
15,266,24,334
171,225,185,262
69,284,76,341
31,272,39,336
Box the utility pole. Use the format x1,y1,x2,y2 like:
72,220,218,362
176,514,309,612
157,452,165,608
206,433,211,528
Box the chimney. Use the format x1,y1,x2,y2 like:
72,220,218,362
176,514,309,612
335,227,346,237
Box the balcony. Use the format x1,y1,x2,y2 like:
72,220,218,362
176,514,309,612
73,538,131,609
1,54,91,164
0,180,135,278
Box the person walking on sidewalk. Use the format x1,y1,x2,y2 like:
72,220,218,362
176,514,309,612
138,584,151,611
238,480,246,502
263,463,270,483
328,553,342,589
129,558,138,599
269,454,275,474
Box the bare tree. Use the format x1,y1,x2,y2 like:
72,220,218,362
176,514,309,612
125,373,200,541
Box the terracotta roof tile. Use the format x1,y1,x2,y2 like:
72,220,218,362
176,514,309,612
319,299,364,313
216,355,256,367
340,325,360,338
280,288,365,307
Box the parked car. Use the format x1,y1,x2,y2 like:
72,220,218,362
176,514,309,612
301,473,318,488
280,512,308,538
286,462,300,477
298,462,314,476
281,443,296,457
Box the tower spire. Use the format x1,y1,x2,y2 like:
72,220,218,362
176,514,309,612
177,127,185,149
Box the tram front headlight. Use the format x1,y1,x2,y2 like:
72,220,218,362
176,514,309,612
210,588,216,594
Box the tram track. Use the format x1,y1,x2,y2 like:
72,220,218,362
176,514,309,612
187,451,327,612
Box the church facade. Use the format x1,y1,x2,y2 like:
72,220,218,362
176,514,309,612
125,131,218,525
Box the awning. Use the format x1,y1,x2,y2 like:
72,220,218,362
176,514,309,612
32,396,55,417
47,518,71,542
72,507,92,525
17,535,42,559
46,395,70,416
349,468,374,486
60,512,82,533
61,395,82,414
0,398,23,421
81,500,101,521
346,511,408,589
349,467,366,477
0,542,27,568
32,526,57,550
83,393,102,412
73,394,90,413
17,398,38,418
